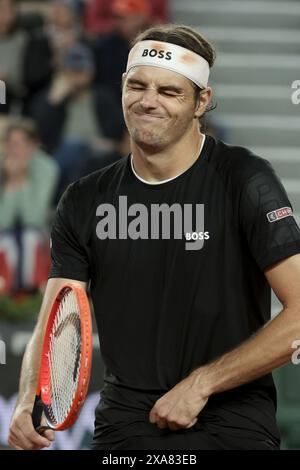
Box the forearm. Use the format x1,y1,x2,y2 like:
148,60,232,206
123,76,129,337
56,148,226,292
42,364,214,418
15,280,65,410
16,329,43,410
9,279,85,450
190,305,300,398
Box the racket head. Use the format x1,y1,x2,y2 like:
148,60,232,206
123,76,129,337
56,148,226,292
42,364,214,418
38,283,92,431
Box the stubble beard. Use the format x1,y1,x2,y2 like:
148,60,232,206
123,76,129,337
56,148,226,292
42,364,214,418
129,125,168,150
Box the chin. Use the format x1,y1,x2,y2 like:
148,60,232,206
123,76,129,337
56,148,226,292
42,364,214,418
130,128,167,148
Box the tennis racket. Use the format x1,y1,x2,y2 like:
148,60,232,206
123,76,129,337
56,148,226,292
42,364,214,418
31,283,92,432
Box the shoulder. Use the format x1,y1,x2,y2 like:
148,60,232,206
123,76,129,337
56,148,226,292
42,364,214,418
207,136,275,186
55,157,129,227
64,156,129,202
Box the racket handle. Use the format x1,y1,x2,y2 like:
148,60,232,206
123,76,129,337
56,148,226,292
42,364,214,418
31,395,44,429
36,425,52,434
32,396,53,434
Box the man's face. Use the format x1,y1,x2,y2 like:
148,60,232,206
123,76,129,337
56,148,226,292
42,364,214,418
122,66,202,151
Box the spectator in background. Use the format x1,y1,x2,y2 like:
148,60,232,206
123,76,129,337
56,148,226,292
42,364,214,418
30,43,124,197
45,0,90,70
84,0,169,36
0,0,53,114
0,118,59,295
80,127,131,177
93,0,154,103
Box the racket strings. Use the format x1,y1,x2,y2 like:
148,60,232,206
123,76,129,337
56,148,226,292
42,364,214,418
47,289,81,425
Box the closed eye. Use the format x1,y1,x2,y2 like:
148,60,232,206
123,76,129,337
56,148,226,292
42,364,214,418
126,79,146,91
126,79,183,96
159,87,184,97
160,90,180,97
128,85,145,91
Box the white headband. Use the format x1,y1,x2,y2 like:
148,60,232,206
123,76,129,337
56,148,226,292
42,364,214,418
126,40,210,89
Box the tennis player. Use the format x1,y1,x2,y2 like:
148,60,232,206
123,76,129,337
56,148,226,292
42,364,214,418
9,24,300,450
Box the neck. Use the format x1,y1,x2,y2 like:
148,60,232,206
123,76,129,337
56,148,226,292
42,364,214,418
131,126,204,183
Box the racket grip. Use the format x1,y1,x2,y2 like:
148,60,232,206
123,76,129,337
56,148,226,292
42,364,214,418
31,395,44,429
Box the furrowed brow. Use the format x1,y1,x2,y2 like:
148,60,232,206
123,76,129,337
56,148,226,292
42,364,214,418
126,78,184,94
126,78,147,87
159,85,184,94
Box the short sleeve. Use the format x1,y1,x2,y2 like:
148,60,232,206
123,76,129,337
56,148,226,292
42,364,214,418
239,160,300,271
49,183,90,281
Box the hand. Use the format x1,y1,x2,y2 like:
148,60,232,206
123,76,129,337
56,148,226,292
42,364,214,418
8,405,55,450
149,372,209,432
48,74,73,104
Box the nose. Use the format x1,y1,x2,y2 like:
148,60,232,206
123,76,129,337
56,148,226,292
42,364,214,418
139,88,159,110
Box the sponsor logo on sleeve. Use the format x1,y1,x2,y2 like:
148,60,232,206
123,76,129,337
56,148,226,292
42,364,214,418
266,206,293,223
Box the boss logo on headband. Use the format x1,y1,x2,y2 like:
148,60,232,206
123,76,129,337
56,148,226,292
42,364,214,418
142,49,172,61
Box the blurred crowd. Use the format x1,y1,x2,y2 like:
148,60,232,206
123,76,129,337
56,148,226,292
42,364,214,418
0,0,169,304
0,0,223,312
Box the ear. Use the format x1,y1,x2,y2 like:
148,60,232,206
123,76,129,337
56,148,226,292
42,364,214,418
194,86,213,119
121,72,127,89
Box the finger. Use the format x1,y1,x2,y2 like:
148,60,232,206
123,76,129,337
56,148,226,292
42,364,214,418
165,414,198,431
26,428,52,448
167,422,181,432
8,440,24,451
156,419,168,429
185,417,198,429
8,434,23,450
42,429,55,441
149,409,162,425
166,419,187,431
9,430,43,451
15,420,52,448
11,410,53,449
149,409,157,424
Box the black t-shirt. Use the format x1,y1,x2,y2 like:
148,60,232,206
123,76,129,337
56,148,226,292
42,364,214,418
49,135,300,446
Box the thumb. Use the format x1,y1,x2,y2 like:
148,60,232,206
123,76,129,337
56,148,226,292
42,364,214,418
42,429,55,441
186,417,198,429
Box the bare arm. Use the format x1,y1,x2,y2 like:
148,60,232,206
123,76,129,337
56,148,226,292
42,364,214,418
149,254,300,431
8,277,87,450
189,253,300,396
